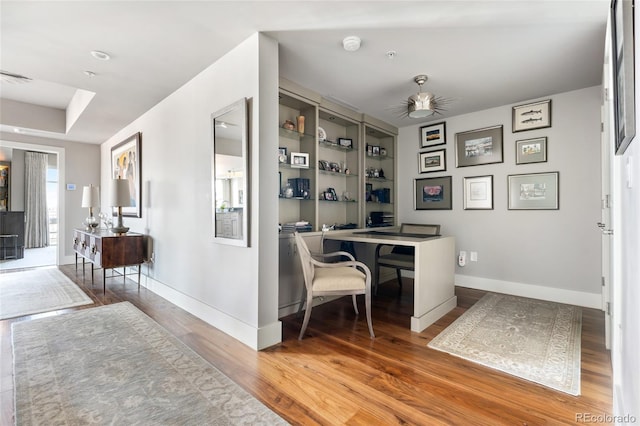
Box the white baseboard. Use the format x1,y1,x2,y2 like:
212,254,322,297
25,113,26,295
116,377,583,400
140,275,281,350
411,295,457,332
455,274,602,309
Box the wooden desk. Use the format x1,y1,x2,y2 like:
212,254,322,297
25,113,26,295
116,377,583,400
324,230,456,333
73,229,145,293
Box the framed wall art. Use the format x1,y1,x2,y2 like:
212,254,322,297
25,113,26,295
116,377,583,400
111,132,141,218
508,172,559,210
512,99,551,132
420,122,446,148
419,149,446,173
516,137,547,164
611,0,636,155
414,176,452,210
455,125,503,167
463,175,493,210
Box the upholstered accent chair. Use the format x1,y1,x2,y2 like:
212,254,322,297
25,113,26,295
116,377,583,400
294,232,375,340
374,223,441,294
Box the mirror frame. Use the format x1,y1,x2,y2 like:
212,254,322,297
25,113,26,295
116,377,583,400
211,98,249,247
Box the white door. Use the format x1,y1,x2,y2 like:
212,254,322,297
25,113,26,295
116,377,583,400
600,78,613,349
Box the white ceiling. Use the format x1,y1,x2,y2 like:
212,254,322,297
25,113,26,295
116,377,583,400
0,1,610,145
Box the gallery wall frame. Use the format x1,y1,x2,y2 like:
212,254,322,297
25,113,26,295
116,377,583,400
463,175,493,210
414,176,452,210
512,99,551,133
516,137,547,165
611,0,636,155
420,122,446,148
111,132,142,218
508,172,559,210
419,149,446,173
455,125,503,167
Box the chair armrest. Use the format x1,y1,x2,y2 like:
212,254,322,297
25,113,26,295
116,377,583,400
310,258,372,281
312,250,355,262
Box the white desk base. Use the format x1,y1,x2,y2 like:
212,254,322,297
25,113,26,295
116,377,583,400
325,231,456,333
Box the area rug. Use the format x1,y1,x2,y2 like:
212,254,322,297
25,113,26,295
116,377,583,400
428,293,582,395
0,267,93,320
12,301,287,425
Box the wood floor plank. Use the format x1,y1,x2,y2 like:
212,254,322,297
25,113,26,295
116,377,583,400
1,266,613,425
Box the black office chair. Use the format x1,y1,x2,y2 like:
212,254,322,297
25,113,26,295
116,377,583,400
374,223,440,295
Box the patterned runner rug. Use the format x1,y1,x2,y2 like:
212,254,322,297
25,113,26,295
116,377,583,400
12,302,287,425
428,293,582,395
0,267,93,320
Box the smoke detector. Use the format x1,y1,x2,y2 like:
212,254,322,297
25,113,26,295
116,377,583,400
342,36,361,52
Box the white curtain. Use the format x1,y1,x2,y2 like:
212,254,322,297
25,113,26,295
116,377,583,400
24,151,49,248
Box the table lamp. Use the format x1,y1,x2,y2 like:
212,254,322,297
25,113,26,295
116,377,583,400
110,177,131,234
81,184,100,230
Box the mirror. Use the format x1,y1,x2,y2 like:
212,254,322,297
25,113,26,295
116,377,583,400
212,98,248,246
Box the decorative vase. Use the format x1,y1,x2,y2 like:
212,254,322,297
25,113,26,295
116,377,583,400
297,116,305,134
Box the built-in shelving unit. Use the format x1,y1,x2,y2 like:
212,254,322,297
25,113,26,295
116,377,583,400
363,121,397,227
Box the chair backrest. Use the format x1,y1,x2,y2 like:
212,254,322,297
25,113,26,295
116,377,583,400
293,232,314,292
400,223,440,235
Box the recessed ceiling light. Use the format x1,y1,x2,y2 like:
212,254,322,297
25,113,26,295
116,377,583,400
90,50,110,61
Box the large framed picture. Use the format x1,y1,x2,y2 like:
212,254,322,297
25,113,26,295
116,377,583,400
111,132,141,218
516,137,547,164
611,0,636,155
414,176,452,210
508,172,559,210
419,149,446,173
420,122,446,148
463,175,493,210
455,125,503,167
512,99,551,133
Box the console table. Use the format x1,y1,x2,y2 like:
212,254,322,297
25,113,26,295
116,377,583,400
73,229,145,293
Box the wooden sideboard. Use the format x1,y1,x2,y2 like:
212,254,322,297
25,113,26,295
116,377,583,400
73,229,145,293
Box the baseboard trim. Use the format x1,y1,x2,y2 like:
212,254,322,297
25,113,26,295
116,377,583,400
455,274,602,309
140,275,281,350
411,295,457,332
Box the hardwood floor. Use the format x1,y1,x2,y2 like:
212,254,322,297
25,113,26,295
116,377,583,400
1,266,612,425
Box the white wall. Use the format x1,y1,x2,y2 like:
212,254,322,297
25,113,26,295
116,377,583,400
612,4,640,419
99,33,281,350
397,86,602,307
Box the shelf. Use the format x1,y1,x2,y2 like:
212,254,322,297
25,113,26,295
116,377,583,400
318,140,355,152
366,201,394,205
366,177,393,183
279,127,315,142
319,169,358,178
279,163,315,170
366,153,394,160
319,199,358,203
279,196,315,201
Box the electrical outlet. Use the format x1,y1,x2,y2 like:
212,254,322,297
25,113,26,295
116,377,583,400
470,251,478,262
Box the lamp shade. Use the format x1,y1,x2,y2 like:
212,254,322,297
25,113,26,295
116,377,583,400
81,185,100,208
110,178,131,207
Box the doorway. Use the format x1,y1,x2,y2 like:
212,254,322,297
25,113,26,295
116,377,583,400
0,140,65,271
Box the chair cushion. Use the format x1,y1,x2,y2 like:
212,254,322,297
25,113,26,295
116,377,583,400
377,253,414,269
313,267,366,291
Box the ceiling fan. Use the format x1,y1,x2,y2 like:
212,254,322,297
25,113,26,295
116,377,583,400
394,74,450,119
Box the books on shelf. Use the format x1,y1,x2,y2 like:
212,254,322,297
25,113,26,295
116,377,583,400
281,221,312,233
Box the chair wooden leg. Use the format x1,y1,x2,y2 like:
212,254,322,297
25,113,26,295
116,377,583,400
351,294,359,315
365,291,375,339
395,268,403,292
298,294,314,340
297,285,307,318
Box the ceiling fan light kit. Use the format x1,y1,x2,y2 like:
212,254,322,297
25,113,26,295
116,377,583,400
399,74,449,119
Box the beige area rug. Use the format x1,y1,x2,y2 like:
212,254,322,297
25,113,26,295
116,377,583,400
428,293,582,395
12,301,288,425
0,267,93,320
